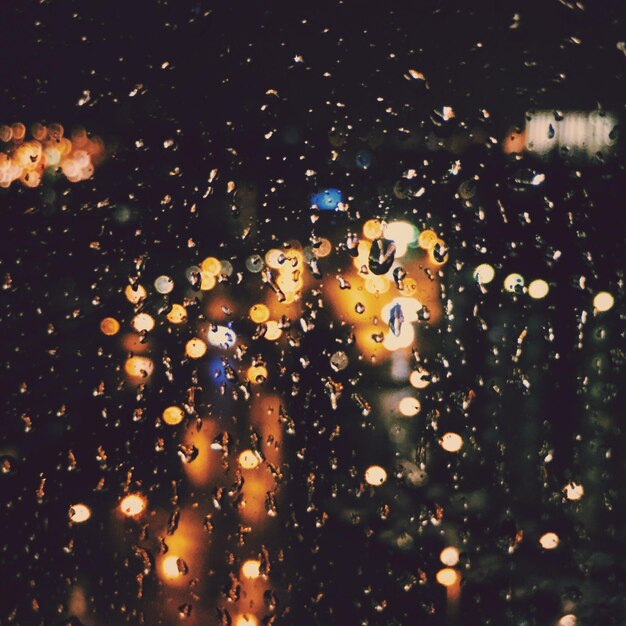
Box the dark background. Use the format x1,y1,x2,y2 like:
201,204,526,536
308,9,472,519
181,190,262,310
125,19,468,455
1,1,625,625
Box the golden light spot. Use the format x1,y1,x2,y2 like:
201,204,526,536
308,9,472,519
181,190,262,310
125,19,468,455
247,365,268,384
124,356,154,379
398,397,421,417
265,248,285,269
436,568,459,587
241,559,261,579
383,324,415,351
557,615,577,626
234,615,258,626
166,304,187,324
365,465,387,486
564,482,584,501
418,229,438,250
162,555,184,579
440,546,460,567
154,275,174,294
119,494,146,517
593,291,614,312
363,219,383,240
409,369,430,389
365,274,390,294
539,532,559,550
264,321,282,341
69,504,91,523
131,313,155,333
200,256,222,276
504,273,524,293
316,238,332,257
185,338,207,359
162,406,185,426
100,317,120,336
200,271,217,291
528,279,549,299
249,304,270,324
440,432,463,453
125,284,147,304
239,450,260,470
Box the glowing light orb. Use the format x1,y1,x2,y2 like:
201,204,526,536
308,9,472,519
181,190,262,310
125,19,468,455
440,432,463,453
593,291,614,312
528,279,549,299
234,615,258,626
539,532,559,550
131,313,155,333
247,365,268,384
564,482,584,501
363,219,383,240
162,406,185,426
162,555,184,579
398,397,421,417
200,256,221,276
124,356,154,379
241,559,262,579
100,317,120,336
417,229,438,250
365,465,387,486
120,494,146,517
409,369,430,389
125,284,147,304
69,504,91,523
166,304,187,324
239,450,260,470
504,273,525,293
154,275,174,294
185,338,207,359
440,546,460,567
249,304,270,324
436,568,459,587
207,325,237,349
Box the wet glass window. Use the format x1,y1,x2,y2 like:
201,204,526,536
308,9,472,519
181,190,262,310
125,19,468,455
1,3,625,626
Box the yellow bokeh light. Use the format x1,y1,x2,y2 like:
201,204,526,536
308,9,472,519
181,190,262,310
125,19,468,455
398,397,421,417
436,568,459,587
69,504,91,523
504,273,525,293
239,450,260,470
124,356,154,379
265,248,285,269
200,256,222,275
249,304,270,324
162,555,184,579
528,279,549,299
558,615,577,626
200,271,217,291
185,338,207,359
125,284,147,304
409,369,430,389
119,494,146,517
564,482,584,501
247,365,268,384
383,324,415,351
365,274,390,294
315,238,332,257
593,291,614,312
100,317,120,336
241,559,262,579
166,304,187,324
264,320,282,341
131,313,155,333
474,263,495,285
363,219,383,240
365,465,387,486
539,532,559,550
440,546,460,567
418,229,438,250
440,432,463,453
162,406,185,426
234,615,258,626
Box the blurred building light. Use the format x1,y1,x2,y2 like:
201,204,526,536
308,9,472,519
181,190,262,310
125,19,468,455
69,504,91,523
539,532,559,550
440,546,460,567
365,465,387,486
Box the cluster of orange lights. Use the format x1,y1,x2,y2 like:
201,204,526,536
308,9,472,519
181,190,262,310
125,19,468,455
0,122,105,188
